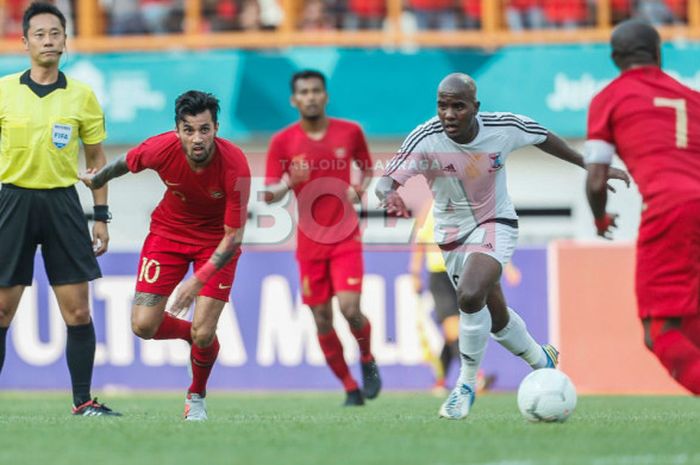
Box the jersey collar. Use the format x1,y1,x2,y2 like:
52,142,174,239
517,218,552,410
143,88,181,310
621,64,660,76
20,70,67,98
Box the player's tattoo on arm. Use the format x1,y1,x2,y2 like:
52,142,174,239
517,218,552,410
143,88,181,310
91,155,130,189
212,250,235,270
211,232,242,270
134,292,165,307
195,227,244,285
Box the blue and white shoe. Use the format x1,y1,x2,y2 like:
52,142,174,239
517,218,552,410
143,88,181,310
438,383,475,420
541,344,559,369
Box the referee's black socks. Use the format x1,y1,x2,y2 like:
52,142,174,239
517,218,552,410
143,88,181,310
0,326,7,375
66,321,96,406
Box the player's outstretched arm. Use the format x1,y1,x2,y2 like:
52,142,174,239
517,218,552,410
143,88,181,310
80,154,130,190
169,225,244,316
536,132,630,191
535,132,585,168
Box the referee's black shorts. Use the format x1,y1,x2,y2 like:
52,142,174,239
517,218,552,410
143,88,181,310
429,271,459,323
0,183,101,286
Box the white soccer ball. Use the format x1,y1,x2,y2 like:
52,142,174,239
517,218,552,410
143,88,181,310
517,368,577,423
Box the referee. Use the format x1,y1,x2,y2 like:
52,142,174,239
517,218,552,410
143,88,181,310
0,3,119,416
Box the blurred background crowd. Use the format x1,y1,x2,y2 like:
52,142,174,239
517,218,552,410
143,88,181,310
0,0,691,37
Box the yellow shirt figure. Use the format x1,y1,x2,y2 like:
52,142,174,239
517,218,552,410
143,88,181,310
0,3,117,416
0,71,106,188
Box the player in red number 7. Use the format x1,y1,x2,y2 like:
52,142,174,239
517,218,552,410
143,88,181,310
585,20,700,395
80,91,251,419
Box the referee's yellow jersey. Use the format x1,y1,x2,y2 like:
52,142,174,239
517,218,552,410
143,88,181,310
0,70,106,189
416,207,447,273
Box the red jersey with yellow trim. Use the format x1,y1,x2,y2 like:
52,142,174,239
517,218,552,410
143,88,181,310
126,131,250,246
265,118,372,259
587,66,700,212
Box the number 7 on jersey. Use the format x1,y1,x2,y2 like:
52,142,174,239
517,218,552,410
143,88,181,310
654,97,688,149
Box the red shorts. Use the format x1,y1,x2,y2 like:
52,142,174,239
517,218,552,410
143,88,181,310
135,233,239,302
298,241,364,306
636,200,700,319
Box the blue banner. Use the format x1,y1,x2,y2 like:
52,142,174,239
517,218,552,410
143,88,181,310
0,248,548,391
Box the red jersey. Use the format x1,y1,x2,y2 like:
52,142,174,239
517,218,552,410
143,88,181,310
265,118,372,258
587,66,700,212
126,132,251,246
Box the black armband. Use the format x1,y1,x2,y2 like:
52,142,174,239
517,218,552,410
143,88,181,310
93,205,112,223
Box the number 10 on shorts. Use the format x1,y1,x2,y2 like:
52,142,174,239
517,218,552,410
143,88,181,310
139,258,161,284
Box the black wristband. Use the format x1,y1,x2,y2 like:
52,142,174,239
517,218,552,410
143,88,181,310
93,205,112,223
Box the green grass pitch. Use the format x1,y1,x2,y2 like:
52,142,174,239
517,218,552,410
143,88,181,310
0,392,697,465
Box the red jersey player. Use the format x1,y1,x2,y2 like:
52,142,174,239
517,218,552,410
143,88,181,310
586,20,700,395
264,70,381,406
80,91,251,417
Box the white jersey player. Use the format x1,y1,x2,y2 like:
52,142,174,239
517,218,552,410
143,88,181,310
385,112,546,277
376,73,629,420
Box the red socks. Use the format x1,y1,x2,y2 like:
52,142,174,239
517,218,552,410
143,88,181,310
153,313,192,344
350,320,374,364
188,337,220,396
681,314,700,348
317,321,374,390
318,330,358,392
651,328,700,395
152,314,218,396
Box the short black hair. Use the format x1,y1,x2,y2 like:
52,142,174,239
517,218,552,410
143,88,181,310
290,70,326,93
174,90,220,125
23,2,67,38
611,19,660,69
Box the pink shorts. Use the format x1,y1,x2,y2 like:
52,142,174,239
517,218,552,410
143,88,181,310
135,233,239,302
636,200,700,319
298,241,364,306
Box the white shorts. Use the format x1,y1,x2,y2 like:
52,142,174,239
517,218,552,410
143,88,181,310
440,222,518,288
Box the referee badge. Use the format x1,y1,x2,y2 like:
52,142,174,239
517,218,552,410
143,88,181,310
52,123,72,149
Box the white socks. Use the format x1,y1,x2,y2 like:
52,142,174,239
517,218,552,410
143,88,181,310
457,306,491,388
491,307,547,369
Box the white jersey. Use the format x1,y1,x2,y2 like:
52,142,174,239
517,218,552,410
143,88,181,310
385,112,548,245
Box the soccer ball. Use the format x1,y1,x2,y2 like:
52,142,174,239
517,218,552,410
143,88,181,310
517,368,577,423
